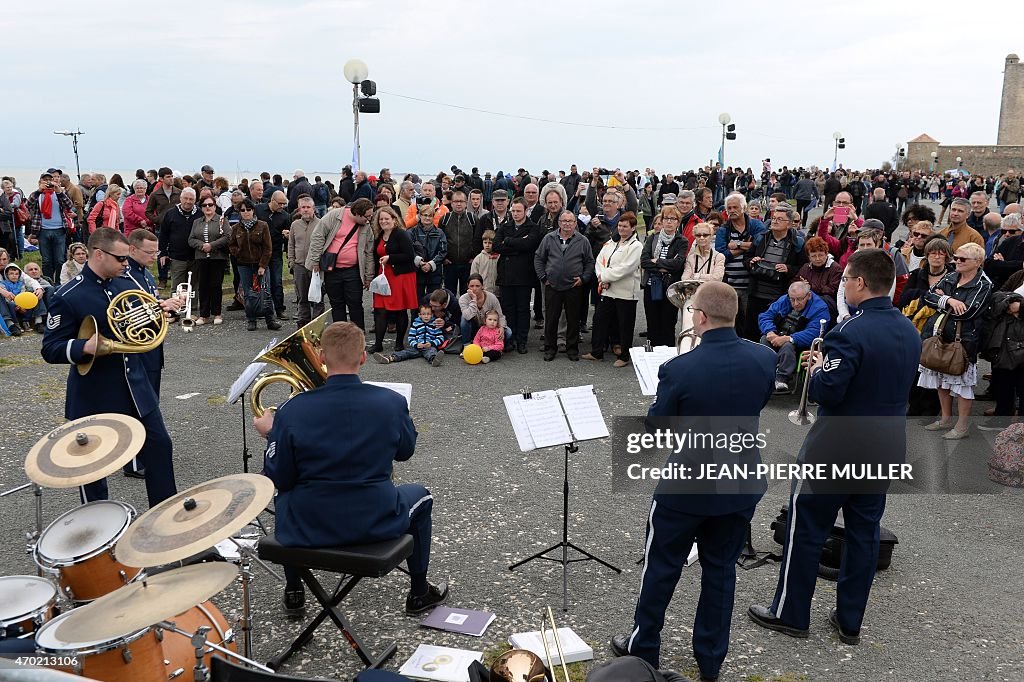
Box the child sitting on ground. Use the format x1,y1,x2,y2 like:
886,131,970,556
470,230,499,294
374,304,445,366
471,309,505,363
1,263,44,335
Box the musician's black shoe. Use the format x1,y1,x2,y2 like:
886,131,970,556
567,351,580,361
247,320,257,331
267,319,283,331
123,469,146,480
829,608,860,645
610,634,629,657
747,605,808,638
406,581,448,615
283,588,305,615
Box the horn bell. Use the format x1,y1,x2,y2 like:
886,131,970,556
250,309,333,417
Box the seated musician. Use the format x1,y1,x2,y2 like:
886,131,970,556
757,280,831,394
254,321,448,615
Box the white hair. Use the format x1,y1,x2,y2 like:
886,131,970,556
294,169,305,177
180,188,196,199
725,192,747,211
1002,213,1022,229
133,178,148,189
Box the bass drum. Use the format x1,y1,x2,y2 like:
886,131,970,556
160,600,236,678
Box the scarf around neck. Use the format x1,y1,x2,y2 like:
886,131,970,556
241,216,258,230
40,189,55,219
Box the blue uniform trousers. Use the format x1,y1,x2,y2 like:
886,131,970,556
82,406,176,508
284,483,433,589
771,489,886,633
628,499,754,677
124,369,162,476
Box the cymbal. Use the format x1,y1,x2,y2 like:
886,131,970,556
53,563,237,643
25,414,146,488
115,474,275,568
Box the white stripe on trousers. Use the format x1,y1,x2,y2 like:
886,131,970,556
408,494,433,517
774,477,805,617
628,498,659,652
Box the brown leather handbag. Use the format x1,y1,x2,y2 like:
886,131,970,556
920,313,968,376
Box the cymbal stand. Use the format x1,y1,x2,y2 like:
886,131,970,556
239,393,271,532
156,620,275,678
230,536,282,659
1,481,45,576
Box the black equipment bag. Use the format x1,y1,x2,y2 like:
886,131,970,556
770,506,898,581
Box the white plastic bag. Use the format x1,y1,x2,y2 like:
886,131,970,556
308,270,323,304
369,272,391,296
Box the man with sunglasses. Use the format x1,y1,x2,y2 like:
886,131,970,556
984,213,1024,289
41,228,183,507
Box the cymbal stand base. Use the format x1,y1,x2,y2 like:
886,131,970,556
157,621,275,674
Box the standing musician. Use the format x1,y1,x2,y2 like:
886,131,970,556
120,228,165,479
749,249,921,645
254,322,449,615
40,228,181,507
612,281,776,682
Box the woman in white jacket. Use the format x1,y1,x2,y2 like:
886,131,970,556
583,211,643,367
681,222,725,282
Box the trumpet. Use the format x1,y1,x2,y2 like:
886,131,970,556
788,319,828,426
76,290,168,375
490,607,570,682
176,271,195,332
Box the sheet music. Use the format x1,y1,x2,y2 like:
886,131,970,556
228,361,269,404
629,346,678,396
503,394,537,452
518,391,574,449
556,385,609,441
365,381,413,409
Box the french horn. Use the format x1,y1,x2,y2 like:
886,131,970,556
76,289,168,375
249,309,332,417
666,279,703,354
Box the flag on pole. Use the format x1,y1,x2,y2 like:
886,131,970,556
717,144,724,167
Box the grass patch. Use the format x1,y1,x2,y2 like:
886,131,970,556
482,642,588,682
207,395,226,405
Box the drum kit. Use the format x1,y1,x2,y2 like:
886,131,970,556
1,413,280,681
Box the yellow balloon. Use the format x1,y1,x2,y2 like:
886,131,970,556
14,292,38,310
462,343,483,365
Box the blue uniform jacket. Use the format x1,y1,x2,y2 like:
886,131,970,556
124,257,165,375
262,374,418,547
801,297,922,483
757,292,832,348
40,263,159,420
648,327,776,515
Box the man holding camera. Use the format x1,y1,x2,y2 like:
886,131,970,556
27,172,75,283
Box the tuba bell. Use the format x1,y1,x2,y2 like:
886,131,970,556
76,289,168,375
667,279,703,354
249,309,332,417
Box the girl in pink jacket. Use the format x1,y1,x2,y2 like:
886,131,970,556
472,310,505,362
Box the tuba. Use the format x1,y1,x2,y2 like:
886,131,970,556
667,279,703,354
249,309,332,417
76,289,168,375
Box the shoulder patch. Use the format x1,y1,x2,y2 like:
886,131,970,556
46,314,61,330
823,356,842,372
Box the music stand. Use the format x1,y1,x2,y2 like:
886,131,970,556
504,386,621,611
228,339,278,529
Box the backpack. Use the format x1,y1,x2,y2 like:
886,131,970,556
990,423,1024,487
314,183,329,205
586,657,678,682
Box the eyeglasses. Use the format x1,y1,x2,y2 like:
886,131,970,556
841,275,862,283
240,208,253,213
201,202,215,207
912,231,933,238
685,305,703,315
953,256,975,263
694,233,712,238
101,249,129,263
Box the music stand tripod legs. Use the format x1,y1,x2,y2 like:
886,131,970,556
509,443,620,611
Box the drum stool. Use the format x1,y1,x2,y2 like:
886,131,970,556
257,534,413,671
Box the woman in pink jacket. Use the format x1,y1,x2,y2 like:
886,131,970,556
121,179,153,235
87,184,123,234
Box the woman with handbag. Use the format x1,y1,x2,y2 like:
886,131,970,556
369,206,418,353
640,206,688,347
229,198,280,331
188,197,231,325
918,243,993,439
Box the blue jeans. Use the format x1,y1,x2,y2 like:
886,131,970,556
269,251,285,315
37,229,66,283
460,318,513,345
392,346,439,363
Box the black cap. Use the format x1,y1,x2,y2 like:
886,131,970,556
201,165,214,173
46,167,62,175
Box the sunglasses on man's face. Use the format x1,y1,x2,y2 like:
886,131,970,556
912,231,933,238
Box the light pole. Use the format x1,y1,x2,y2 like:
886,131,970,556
718,113,735,167
343,59,369,170
53,129,84,180
929,151,938,173
832,131,845,169
956,156,963,176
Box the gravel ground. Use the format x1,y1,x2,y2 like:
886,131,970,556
1,203,1021,682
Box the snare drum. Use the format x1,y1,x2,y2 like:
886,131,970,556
0,575,58,639
160,600,236,679
34,501,144,603
35,610,166,682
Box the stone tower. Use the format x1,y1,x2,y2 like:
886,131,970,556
997,54,1024,146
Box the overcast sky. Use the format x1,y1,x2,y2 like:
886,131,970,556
4,1,1021,178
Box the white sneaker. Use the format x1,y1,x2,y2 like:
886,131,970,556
194,317,206,326
774,380,789,393
481,356,490,363
213,316,223,325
